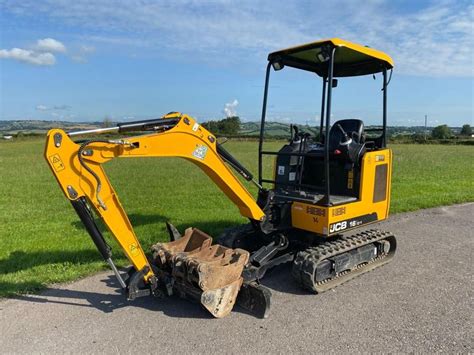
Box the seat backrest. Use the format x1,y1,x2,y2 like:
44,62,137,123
328,119,364,150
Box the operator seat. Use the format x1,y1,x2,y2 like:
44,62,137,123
328,119,365,150
300,119,366,198
328,119,366,166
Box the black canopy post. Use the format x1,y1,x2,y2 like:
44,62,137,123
319,76,327,141
258,62,272,185
323,47,336,206
382,67,388,148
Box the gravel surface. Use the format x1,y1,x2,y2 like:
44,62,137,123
1,203,472,353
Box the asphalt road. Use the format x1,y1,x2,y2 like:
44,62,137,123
1,203,473,353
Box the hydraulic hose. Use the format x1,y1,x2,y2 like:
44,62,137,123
77,139,112,210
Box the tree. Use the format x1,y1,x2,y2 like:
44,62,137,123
202,116,241,136
431,124,452,139
460,124,472,136
219,116,240,135
103,117,113,128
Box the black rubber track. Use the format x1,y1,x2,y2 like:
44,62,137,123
292,229,397,293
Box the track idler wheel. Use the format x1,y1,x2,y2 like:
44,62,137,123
151,228,249,318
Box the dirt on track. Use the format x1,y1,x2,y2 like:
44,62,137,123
1,203,472,353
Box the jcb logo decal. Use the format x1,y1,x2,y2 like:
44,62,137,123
329,221,347,233
328,213,378,234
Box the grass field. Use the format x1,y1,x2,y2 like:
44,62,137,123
0,138,473,297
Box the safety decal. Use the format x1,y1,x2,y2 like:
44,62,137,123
347,169,354,189
306,206,325,216
192,145,208,160
129,243,139,256
49,154,65,172
332,206,346,217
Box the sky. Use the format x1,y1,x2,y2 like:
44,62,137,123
0,0,472,126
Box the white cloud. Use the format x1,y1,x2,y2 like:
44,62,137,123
331,1,474,77
53,104,71,110
0,38,71,66
35,104,71,111
70,44,95,63
223,99,239,118
36,38,66,53
0,48,56,66
1,0,472,76
0,37,66,66
79,45,95,53
35,105,49,111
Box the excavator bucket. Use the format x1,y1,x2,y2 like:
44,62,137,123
151,228,249,318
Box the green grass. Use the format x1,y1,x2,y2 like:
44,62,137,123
390,145,474,212
0,138,473,297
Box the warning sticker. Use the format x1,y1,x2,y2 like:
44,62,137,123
192,145,208,160
129,243,140,256
49,154,65,172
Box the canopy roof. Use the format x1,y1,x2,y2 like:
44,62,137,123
268,38,394,77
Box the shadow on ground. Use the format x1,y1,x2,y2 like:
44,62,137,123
8,263,310,319
259,264,308,295
2,215,310,317
0,217,241,296
9,274,214,319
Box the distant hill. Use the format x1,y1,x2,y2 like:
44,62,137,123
240,121,453,138
240,121,319,137
0,120,101,134
0,119,462,138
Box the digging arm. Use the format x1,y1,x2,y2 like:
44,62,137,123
44,113,265,288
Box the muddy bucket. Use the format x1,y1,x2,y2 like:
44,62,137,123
151,228,249,318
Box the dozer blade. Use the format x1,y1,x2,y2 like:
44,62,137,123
236,281,272,319
151,228,249,318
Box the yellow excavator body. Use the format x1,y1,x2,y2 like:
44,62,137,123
291,148,392,235
44,38,397,318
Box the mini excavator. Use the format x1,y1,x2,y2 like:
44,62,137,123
45,38,396,318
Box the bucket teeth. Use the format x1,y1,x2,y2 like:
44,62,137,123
151,228,249,318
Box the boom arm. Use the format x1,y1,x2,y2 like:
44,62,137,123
44,113,265,282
